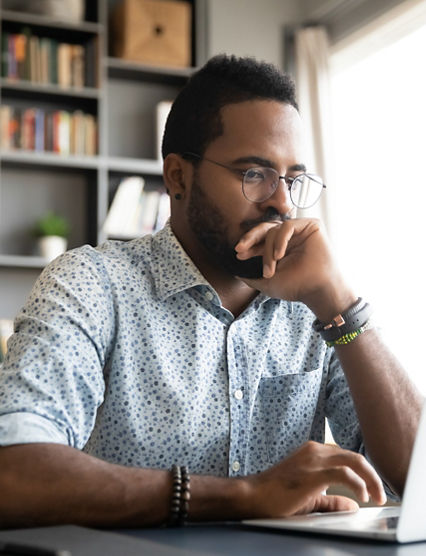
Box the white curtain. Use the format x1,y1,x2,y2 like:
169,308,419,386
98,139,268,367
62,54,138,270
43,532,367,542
294,27,335,238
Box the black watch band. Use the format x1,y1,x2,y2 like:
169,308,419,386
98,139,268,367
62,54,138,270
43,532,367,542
312,297,373,342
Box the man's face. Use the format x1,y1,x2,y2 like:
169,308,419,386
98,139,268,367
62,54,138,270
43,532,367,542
185,100,305,278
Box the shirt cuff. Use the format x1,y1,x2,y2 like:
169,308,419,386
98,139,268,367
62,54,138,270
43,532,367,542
0,412,69,446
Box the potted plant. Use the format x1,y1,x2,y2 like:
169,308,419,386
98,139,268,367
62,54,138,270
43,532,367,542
33,211,70,261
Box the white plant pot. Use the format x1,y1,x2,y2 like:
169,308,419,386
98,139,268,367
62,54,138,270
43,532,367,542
38,236,68,262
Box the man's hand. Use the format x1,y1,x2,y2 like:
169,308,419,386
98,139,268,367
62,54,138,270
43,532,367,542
241,441,387,518
235,218,356,321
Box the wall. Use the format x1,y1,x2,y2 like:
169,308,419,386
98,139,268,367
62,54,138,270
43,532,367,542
205,0,303,67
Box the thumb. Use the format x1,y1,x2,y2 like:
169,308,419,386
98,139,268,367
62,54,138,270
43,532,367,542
314,494,360,514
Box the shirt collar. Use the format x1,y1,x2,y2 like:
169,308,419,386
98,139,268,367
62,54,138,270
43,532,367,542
150,221,274,310
150,221,211,300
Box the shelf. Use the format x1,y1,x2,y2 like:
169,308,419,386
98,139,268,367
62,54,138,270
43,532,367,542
0,254,48,269
105,156,163,176
0,151,164,174
106,57,194,84
0,150,99,169
0,10,103,34
0,78,100,99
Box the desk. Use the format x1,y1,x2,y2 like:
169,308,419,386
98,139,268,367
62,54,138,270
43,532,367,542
1,523,426,556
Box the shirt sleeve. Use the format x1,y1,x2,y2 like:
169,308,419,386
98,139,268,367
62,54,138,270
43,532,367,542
0,246,115,449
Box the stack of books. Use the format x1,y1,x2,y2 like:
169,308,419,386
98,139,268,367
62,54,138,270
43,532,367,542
0,104,97,155
1,29,97,88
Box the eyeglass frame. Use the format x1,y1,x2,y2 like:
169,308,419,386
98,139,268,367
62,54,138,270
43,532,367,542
182,151,326,208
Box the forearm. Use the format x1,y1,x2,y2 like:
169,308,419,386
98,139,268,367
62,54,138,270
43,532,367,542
0,444,249,528
305,283,423,495
334,329,423,496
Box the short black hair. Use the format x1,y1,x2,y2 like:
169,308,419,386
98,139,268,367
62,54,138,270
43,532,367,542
161,54,298,160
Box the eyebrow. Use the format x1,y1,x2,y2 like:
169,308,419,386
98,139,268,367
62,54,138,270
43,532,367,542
231,156,306,174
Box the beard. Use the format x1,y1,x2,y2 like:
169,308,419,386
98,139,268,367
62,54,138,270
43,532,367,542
187,176,290,279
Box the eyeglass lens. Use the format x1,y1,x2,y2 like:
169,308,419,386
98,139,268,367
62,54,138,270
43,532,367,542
242,168,324,208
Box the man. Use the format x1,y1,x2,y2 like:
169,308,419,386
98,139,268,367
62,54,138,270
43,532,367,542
0,55,422,527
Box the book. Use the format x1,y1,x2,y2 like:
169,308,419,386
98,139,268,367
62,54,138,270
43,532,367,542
0,319,13,363
9,107,21,149
8,34,17,79
21,108,35,150
84,114,97,156
103,176,145,238
71,44,85,88
0,105,11,149
57,43,72,88
15,33,27,79
29,35,40,83
58,111,71,154
1,32,9,78
49,39,59,85
136,190,160,235
154,191,171,231
39,37,50,84
34,108,45,151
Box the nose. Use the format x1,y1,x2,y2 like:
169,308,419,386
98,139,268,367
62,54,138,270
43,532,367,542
259,177,293,216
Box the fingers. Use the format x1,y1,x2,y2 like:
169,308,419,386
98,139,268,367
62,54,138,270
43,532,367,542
247,442,387,519
325,449,386,506
320,466,370,504
235,221,295,278
235,222,279,260
313,494,359,514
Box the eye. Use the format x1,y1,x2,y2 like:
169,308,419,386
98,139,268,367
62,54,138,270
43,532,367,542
285,174,303,187
244,168,266,182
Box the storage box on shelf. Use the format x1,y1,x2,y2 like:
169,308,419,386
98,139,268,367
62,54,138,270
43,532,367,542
110,0,192,68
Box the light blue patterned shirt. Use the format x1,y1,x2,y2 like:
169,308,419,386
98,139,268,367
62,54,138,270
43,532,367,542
0,222,364,477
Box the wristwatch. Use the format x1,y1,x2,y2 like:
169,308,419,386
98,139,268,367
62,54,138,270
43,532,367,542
312,297,372,342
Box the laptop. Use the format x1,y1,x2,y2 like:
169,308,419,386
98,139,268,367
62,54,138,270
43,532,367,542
243,402,426,543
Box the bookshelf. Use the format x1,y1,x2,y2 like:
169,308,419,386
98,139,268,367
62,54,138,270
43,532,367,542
0,0,203,319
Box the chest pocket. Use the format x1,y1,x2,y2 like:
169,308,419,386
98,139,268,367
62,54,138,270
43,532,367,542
255,368,323,464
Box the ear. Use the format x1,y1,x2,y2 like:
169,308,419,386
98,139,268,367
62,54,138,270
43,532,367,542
163,153,192,200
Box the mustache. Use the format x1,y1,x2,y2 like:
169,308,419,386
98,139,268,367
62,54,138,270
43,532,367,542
240,207,292,233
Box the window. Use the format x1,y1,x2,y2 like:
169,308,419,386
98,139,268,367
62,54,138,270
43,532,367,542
330,21,426,395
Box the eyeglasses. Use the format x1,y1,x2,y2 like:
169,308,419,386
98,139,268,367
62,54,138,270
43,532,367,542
184,152,326,209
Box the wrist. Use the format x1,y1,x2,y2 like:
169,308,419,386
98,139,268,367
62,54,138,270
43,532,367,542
189,475,253,521
304,284,357,323
312,297,373,344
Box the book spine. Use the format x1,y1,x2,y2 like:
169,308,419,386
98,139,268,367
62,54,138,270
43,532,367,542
21,108,35,150
50,39,58,85
58,43,72,88
10,107,21,149
8,35,17,79
45,111,54,152
1,32,9,78
58,111,70,155
34,108,45,151
52,110,60,153
22,27,32,81
0,105,11,149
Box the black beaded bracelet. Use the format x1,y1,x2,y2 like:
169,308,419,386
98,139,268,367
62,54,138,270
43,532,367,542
168,465,191,527
178,466,190,526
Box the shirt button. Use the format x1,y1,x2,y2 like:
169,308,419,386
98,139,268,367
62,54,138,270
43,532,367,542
234,389,243,400
205,291,214,301
232,461,241,472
